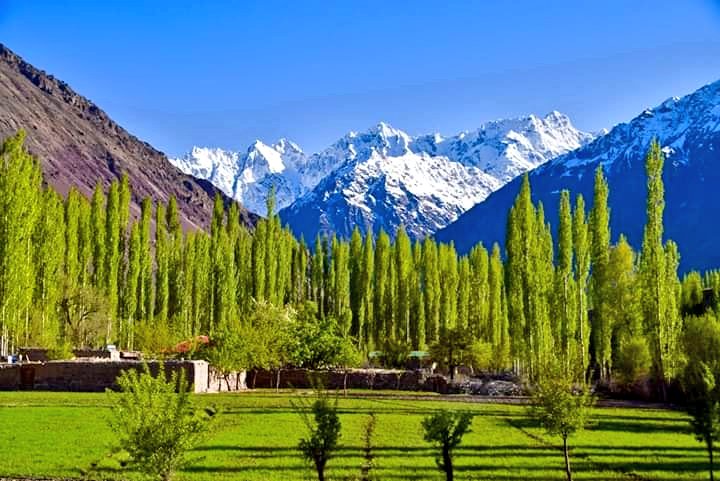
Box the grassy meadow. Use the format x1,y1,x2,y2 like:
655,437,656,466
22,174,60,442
0,391,709,481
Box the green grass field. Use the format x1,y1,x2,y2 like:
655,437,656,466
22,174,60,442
0,390,709,481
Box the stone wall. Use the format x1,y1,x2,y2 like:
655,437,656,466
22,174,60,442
247,368,431,391
0,360,209,393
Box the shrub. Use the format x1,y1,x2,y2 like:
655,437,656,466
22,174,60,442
381,338,411,369
46,341,74,361
107,363,214,481
421,410,473,481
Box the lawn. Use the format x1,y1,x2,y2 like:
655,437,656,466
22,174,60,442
0,390,708,481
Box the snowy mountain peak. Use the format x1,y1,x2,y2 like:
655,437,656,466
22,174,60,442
171,112,592,238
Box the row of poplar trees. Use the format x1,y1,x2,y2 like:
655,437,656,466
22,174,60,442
0,131,687,387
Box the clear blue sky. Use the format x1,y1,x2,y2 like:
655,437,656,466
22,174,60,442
2,0,720,156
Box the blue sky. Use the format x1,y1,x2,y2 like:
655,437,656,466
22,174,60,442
1,0,720,156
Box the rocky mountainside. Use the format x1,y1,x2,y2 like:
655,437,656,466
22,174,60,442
435,79,720,271
279,115,593,240
175,113,592,239
0,43,255,229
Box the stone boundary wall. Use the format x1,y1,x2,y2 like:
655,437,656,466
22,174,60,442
0,360,209,393
247,368,445,392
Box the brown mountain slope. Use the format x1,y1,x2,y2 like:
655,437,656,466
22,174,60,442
0,43,256,229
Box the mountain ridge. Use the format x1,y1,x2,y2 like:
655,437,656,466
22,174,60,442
0,43,255,229
435,78,720,272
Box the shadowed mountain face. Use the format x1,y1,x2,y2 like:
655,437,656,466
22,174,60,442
0,43,256,229
435,80,720,273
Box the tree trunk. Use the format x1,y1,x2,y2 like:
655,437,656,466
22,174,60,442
316,459,325,481
563,435,572,481
276,368,281,392
708,437,714,481
252,370,258,389
344,370,348,397
443,446,453,481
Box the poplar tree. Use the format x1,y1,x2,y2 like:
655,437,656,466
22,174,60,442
590,167,612,381
33,190,65,346
0,131,42,353
123,222,141,349
138,198,154,323
90,183,106,288
422,237,441,344
360,232,374,348
573,195,591,379
488,243,509,368
555,190,576,374
155,202,170,323
349,228,364,339
105,180,121,339
373,230,391,346
394,227,412,342
640,139,678,388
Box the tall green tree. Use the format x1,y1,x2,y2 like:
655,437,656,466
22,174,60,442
590,166,612,380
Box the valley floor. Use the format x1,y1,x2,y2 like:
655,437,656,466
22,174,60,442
0,391,706,481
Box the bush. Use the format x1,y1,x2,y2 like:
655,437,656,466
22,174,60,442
107,363,214,481
422,410,473,481
46,341,74,361
134,320,179,358
381,338,411,369
615,338,651,384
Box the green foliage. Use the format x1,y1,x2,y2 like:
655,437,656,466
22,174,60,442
380,338,411,369
107,363,214,481
429,326,477,379
293,387,342,481
421,410,473,481
46,341,74,361
681,314,720,481
614,338,652,385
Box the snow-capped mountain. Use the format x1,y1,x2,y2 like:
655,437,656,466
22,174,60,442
171,139,311,214
435,79,720,272
172,112,592,239
279,113,593,241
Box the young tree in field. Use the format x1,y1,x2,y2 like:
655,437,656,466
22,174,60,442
681,314,720,481
293,386,342,481
421,410,473,481
108,363,214,481
529,364,594,481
